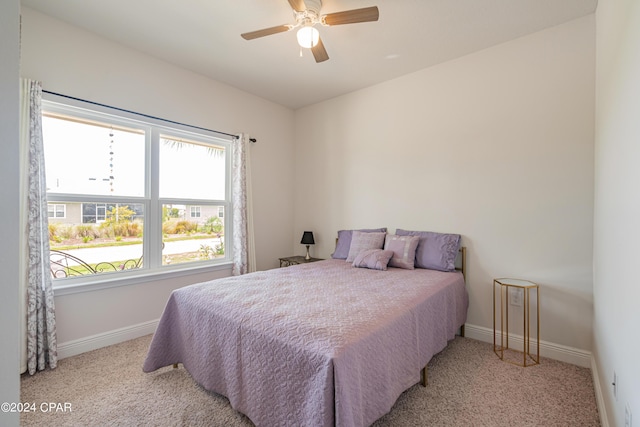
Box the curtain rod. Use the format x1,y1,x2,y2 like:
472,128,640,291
42,90,257,143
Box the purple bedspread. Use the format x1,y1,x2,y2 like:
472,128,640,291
143,259,468,427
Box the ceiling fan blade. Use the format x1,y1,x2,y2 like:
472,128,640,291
288,0,306,12
322,6,379,26
241,25,292,40
312,37,329,63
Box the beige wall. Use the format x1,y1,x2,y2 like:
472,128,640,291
294,16,595,353
18,1,603,395
12,3,640,425
0,0,21,424
20,7,295,346
594,1,640,425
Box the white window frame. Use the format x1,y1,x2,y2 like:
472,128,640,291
43,95,234,294
190,206,201,218
47,203,66,219
80,203,107,224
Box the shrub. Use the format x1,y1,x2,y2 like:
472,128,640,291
162,220,178,235
177,220,198,234
199,244,214,259
204,216,224,236
215,241,224,255
76,224,99,239
57,224,75,240
48,223,59,241
199,242,224,258
110,221,141,238
163,219,200,235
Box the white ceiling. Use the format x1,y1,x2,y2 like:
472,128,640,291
21,0,597,109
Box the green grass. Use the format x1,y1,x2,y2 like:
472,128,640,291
57,259,142,276
57,250,225,277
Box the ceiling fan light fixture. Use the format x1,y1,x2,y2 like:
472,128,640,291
296,26,319,48
240,1,378,63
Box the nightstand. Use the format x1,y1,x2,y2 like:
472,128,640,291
493,278,540,367
279,256,323,267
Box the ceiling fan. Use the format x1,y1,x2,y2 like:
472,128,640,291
240,0,379,63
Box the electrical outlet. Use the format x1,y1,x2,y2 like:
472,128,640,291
613,371,618,400
625,402,632,427
509,288,523,306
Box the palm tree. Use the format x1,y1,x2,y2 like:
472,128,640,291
161,137,224,158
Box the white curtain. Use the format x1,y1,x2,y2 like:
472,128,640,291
231,133,255,275
246,141,256,273
19,79,58,374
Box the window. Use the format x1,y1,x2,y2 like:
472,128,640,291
43,99,232,285
80,203,144,224
189,206,201,218
47,204,66,219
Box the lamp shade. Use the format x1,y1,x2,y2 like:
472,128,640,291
300,231,315,245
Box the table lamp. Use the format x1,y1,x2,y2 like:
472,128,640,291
300,231,315,260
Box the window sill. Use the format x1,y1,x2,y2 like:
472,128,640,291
52,262,233,296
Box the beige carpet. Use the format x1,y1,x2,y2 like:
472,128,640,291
20,335,600,426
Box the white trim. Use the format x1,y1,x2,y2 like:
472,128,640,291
57,319,159,359
591,355,610,427
43,96,234,294
463,323,592,368
53,262,232,296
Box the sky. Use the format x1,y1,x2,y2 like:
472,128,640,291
42,115,226,200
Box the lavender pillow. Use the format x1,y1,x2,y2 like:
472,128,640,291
352,249,394,271
346,231,387,263
396,229,461,272
384,234,420,270
331,227,387,259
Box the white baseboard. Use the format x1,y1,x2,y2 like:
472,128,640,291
463,323,592,368
57,319,159,360
590,355,610,427
56,321,591,366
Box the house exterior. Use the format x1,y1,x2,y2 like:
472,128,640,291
47,202,222,226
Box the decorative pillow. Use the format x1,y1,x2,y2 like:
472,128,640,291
345,231,386,263
331,227,387,259
384,234,420,270
352,249,394,271
396,229,461,272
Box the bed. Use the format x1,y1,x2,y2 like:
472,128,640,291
143,230,468,427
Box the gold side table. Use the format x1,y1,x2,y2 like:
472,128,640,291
493,278,540,367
